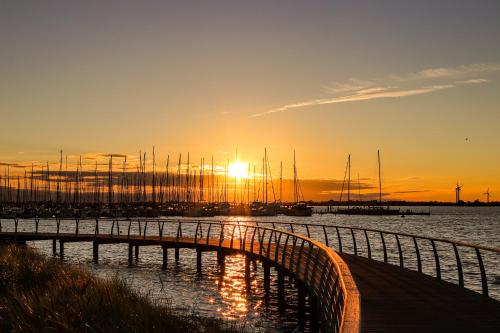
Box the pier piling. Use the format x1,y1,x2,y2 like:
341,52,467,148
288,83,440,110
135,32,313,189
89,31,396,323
59,240,64,259
93,241,99,263
175,247,180,262
277,268,285,313
52,239,56,255
134,245,139,261
263,260,270,293
217,250,225,272
298,281,306,329
162,245,168,270
128,244,133,266
196,249,202,274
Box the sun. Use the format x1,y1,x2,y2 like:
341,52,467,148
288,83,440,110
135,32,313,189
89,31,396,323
228,160,249,179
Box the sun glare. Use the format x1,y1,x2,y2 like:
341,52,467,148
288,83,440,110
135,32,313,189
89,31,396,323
228,160,249,179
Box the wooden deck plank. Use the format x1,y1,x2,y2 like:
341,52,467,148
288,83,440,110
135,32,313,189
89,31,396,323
340,253,500,332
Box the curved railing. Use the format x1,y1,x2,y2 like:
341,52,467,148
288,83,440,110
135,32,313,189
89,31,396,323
0,217,360,333
214,219,499,298
45,217,499,299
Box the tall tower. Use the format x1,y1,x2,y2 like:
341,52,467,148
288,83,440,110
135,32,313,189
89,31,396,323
483,188,490,204
455,183,462,204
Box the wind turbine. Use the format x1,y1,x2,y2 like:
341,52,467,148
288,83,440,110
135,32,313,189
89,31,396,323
483,188,490,204
455,182,463,204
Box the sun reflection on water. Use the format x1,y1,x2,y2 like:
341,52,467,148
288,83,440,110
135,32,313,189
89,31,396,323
208,253,262,320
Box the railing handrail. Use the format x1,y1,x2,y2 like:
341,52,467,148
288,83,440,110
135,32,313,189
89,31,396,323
0,217,361,333
16,217,496,253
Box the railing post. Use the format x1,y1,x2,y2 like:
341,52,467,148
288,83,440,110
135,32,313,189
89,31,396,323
281,234,290,267
75,219,79,236
475,248,489,296
431,240,441,280
452,243,464,288
413,237,422,273
194,222,200,245
395,234,404,268
323,225,329,247
35,218,39,234
289,236,298,274
206,223,212,246
158,221,164,241
380,232,388,263
364,230,371,259
336,227,343,252
274,232,283,263
229,224,236,249
350,229,357,256
242,225,248,251
266,230,274,258
258,229,267,258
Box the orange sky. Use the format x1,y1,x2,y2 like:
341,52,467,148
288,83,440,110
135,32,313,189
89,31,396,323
1,2,499,202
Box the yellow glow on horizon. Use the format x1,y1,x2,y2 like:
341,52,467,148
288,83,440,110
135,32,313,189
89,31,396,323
228,160,249,179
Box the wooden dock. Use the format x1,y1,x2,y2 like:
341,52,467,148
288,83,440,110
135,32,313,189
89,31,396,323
1,218,499,332
340,253,500,332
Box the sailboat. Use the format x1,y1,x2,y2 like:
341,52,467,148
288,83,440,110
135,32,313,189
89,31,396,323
250,148,277,216
284,151,312,216
336,150,400,215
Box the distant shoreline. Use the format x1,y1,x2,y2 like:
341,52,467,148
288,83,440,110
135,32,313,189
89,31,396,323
309,200,500,207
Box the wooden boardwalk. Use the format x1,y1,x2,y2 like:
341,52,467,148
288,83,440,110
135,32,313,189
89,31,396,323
1,224,500,332
0,229,360,333
340,253,500,332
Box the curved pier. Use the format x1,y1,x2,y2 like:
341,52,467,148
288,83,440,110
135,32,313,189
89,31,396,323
1,217,500,332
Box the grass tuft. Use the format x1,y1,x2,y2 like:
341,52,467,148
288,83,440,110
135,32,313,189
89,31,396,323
0,244,247,332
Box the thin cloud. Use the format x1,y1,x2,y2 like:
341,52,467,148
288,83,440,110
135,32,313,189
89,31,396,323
253,85,454,117
456,78,489,84
391,63,500,81
324,78,375,94
253,63,499,117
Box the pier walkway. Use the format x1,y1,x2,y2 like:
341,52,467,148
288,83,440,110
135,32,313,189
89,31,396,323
1,218,500,332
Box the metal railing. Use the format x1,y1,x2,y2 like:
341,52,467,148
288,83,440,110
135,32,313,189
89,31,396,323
0,217,360,333
66,217,500,299
217,219,499,298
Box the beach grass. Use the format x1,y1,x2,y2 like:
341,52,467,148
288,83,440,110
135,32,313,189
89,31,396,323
0,244,245,332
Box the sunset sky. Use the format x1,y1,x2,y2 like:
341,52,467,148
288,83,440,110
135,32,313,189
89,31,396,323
1,1,500,202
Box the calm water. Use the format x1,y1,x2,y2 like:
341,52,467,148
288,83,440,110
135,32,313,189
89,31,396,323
12,206,500,332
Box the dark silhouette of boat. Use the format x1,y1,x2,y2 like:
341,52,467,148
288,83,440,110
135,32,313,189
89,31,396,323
283,151,313,216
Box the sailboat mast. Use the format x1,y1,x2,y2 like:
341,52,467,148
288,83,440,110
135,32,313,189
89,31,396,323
378,149,382,205
265,149,269,204
280,161,283,204
347,154,351,208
